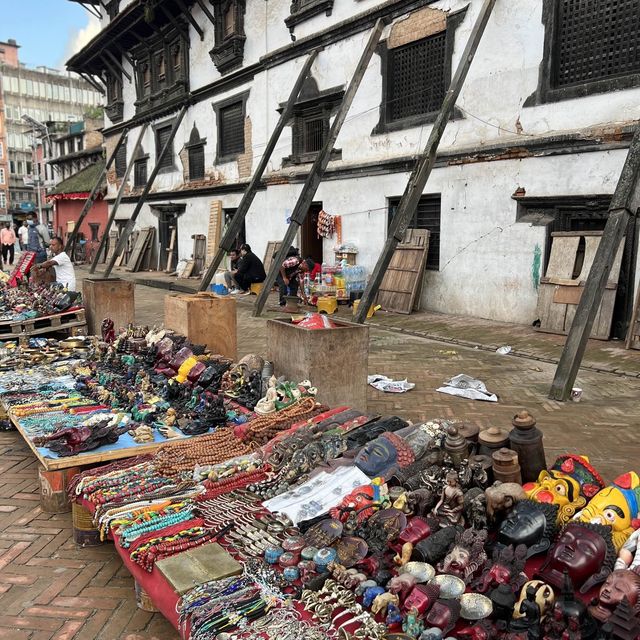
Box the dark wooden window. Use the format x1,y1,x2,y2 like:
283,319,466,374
387,33,446,123
189,145,205,180
210,0,246,74
219,102,244,158
89,223,100,242
115,144,127,178
303,118,325,154
134,158,148,187
155,125,174,170
554,0,640,88
388,194,441,270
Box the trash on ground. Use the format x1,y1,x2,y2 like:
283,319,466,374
496,345,512,355
368,374,415,393
436,373,498,402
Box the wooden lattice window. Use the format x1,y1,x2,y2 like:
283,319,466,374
387,32,446,123
554,0,640,87
155,125,174,170
114,143,127,178
388,194,441,270
186,124,206,181
134,158,148,187
219,102,244,158
303,118,325,154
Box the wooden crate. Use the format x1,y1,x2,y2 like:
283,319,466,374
83,278,135,335
164,293,237,359
266,318,369,411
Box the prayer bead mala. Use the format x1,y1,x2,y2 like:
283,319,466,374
198,467,271,501
152,427,258,478
241,397,324,445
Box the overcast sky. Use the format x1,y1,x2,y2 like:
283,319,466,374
1,1,100,70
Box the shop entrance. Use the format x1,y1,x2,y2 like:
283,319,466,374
301,202,323,264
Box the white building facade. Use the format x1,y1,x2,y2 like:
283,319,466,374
67,0,640,331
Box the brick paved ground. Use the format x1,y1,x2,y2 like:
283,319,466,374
0,275,638,639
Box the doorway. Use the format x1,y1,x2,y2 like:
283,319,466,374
158,211,177,271
301,202,323,264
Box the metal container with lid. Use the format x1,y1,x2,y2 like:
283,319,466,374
508,409,546,483
492,448,522,484
444,425,470,467
478,426,510,457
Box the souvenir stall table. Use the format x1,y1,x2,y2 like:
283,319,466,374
64,337,640,640
0,251,87,337
6,319,639,640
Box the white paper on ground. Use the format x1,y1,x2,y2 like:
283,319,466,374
367,374,415,393
436,373,498,402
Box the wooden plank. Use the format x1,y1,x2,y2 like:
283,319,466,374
625,281,640,349
545,236,580,280
554,286,583,306
165,227,177,272
206,201,223,267
262,241,282,277
126,227,153,272
192,234,207,276
377,229,429,314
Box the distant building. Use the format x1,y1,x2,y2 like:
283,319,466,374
0,39,102,225
46,117,106,243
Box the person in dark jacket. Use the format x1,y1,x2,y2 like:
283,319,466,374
231,244,266,294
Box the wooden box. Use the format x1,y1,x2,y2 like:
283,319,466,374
267,318,369,411
164,293,236,359
83,278,135,335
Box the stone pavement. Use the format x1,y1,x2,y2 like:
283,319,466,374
0,276,638,639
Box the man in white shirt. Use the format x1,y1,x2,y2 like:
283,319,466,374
18,220,29,251
32,237,77,291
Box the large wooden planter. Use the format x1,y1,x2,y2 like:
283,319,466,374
83,278,135,335
164,293,237,359
266,318,369,411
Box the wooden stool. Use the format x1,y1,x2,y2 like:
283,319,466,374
352,299,375,319
250,282,264,295
317,297,338,314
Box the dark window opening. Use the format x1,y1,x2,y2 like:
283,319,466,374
155,125,174,170
88,223,100,242
388,194,441,270
114,144,127,178
134,158,148,187
387,32,446,123
553,0,640,89
303,118,325,154
189,145,205,180
223,207,245,249
219,102,244,158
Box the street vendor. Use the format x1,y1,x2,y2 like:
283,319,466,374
32,237,77,291
277,249,309,305
231,244,266,294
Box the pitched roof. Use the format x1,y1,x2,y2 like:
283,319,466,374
51,160,105,196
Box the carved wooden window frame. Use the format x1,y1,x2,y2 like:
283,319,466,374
525,0,640,106
213,91,249,163
186,125,207,181
209,0,247,74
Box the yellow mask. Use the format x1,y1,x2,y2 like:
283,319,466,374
524,455,604,525
576,472,640,552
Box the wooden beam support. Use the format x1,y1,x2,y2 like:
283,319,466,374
112,42,135,69
104,49,132,83
65,129,129,256
159,4,191,44
198,49,320,292
549,125,640,400
78,72,106,95
102,106,188,277
195,0,216,25
174,0,205,40
253,20,384,316
354,0,497,323
89,123,149,274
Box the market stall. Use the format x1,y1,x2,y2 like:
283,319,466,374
2,318,637,640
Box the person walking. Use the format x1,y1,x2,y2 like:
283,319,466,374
26,214,51,264
18,220,29,252
230,244,266,294
0,222,16,267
